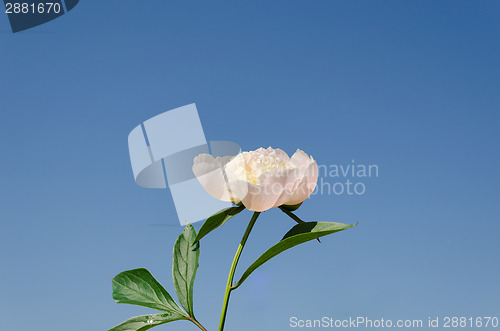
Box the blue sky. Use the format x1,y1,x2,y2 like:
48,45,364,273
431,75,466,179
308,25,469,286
0,1,499,330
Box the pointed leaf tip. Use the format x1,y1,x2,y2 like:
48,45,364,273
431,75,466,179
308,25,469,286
111,268,183,313
194,205,245,244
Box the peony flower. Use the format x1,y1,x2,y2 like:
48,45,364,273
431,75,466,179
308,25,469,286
192,147,318,212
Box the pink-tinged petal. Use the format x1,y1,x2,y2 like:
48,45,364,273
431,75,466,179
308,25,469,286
284,175,310,205
290,149,314,170
270,148,291,162
193,154,232,201
304,160,318,194
258,167,299,186
284,161,317,205
285,161,318,205
258,168,300,207
230,180,284,212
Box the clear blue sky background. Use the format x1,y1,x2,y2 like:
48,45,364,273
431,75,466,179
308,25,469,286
1,1,499,330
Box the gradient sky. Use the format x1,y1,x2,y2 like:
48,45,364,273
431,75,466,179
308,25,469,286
1,1,499,330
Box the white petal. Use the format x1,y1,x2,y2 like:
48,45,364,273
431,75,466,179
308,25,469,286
258,168,300,208
283,161,318,205
230,180,283,212
304,160,318,195
285,175,310,205
272,148,291,162
290,149,314,170
193,154,232,201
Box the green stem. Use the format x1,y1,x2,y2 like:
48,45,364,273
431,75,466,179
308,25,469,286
279,206,321,242
279,206,306,224
218,211,261,331
188,317,208,331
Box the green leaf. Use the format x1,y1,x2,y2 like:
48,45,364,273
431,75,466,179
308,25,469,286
172,224,199,317
112,268,184,314
108,312,186,331
194,205,245,244
234,221,356,289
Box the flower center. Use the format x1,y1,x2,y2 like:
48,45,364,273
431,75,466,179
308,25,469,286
226,150,291,185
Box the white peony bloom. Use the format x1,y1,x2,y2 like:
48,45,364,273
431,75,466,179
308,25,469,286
192,147,318,212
